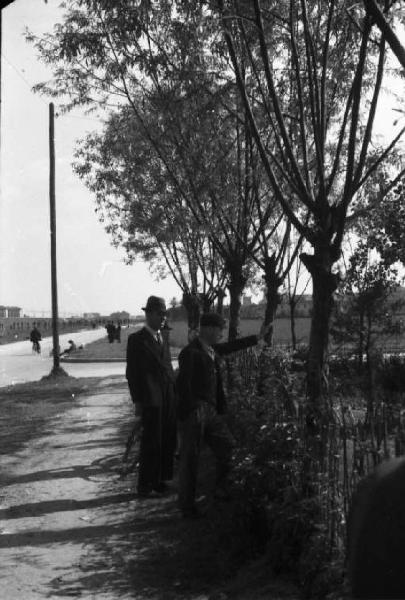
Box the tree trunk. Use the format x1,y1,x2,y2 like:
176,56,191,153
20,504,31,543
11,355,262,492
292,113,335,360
262,256,282,346
365,309,373,369
216,289,226,315
358,311,365,368
227,267,247,341
182,292,201,340
301,249,339,420
289,299,297,350
300,248,339,490
199,293,213,313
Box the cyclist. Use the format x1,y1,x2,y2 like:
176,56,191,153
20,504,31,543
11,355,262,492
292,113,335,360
30,326,42,354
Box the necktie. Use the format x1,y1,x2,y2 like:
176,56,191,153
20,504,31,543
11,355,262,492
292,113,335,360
156,332,162,345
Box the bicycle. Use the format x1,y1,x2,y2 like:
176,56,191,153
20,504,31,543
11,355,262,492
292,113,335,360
32,340,41,354
119,418,141,478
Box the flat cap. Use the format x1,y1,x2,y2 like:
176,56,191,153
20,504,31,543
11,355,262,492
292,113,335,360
200,312,226,328
142,296,167,313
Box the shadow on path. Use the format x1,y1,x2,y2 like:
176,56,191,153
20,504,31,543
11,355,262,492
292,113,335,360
0,492,138,520
0,454,124,486
0,380,300,600
44,492,235,600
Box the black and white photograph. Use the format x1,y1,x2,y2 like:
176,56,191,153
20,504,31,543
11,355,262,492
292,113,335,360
0,1,404,598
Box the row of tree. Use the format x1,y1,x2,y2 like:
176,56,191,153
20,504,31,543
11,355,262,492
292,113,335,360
29,0,405,419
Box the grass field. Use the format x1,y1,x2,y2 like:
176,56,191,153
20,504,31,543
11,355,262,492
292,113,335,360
66,317,312,362
66,328,132,360
168,317,311,349
62,317,405,362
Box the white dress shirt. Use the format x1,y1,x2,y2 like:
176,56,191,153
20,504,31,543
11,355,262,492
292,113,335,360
144,324,162,344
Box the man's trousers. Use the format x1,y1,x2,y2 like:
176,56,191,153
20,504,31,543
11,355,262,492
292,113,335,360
137,388,177,493
178,403,235,511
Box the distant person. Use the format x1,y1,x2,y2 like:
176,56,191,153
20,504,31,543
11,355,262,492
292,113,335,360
61,340,76,355
126,296,177,497
30,326,42,354
115,322,122,343
176,313,268,518
106,321,116,344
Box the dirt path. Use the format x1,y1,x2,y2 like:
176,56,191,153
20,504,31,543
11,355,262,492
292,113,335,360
0,377,299,600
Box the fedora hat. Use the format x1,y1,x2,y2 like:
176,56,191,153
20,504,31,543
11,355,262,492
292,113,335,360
142,296,167,313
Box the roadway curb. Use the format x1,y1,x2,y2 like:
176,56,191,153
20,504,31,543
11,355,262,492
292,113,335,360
60,348,181,364
60,357,125,363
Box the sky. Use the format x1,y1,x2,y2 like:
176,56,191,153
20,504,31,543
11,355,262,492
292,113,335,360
0,1,403,318
0,0,180,317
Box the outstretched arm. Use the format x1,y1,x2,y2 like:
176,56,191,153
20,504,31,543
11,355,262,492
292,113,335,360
214,335,259,356
214,322,271,356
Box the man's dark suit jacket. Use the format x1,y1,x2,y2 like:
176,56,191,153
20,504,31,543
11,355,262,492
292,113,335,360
126,327,175,407
176,334,258,420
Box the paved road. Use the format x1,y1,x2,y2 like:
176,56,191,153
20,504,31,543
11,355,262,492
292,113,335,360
0,329,126,387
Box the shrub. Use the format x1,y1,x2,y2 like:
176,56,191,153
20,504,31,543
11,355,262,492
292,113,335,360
220,347,405,598
378,355,405,394
225,348,319,579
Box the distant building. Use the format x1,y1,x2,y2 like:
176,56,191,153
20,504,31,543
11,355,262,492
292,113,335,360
110,311,130,321
83,312,101,319
0,306,22,318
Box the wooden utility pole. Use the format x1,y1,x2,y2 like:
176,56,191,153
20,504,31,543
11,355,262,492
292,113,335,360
1,9,2,166
49,102,63,374
1,3,17,168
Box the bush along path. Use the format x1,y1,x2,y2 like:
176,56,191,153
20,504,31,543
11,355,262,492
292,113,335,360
0,375,299,600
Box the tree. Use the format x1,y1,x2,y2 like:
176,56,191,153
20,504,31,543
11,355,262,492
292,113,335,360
28,1,266,340
216,0,405,422
369,181,405,267
286,237,312,350
74,107,228,333
332,160,405,362
332,241,402,365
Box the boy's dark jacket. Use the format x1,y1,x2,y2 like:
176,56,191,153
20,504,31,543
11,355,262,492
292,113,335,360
176,334,258,420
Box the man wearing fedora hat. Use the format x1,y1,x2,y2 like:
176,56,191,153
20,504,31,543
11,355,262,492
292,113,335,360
126,296,177,497
176,312,268,518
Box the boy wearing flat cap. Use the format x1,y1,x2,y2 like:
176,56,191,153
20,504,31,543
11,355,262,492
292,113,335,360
126,296,177,497
176,312,267,518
